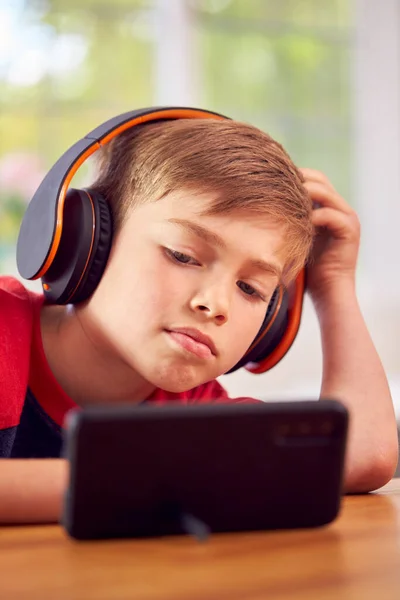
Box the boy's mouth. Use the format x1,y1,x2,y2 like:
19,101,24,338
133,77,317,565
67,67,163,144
165,328,217,359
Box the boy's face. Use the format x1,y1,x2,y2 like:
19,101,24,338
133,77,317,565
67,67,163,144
87,190,287,393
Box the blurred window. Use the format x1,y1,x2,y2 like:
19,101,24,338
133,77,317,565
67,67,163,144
1,0,353,275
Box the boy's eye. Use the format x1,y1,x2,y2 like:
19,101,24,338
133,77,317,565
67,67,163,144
237,281,261,298
166,249,199,265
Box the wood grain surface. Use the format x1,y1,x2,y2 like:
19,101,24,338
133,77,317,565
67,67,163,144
1,479,399,600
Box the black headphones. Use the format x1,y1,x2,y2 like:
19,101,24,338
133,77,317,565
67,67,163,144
16,106,305,374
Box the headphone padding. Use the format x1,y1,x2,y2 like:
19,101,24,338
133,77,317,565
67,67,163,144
226,286,287,373
71,190,113,303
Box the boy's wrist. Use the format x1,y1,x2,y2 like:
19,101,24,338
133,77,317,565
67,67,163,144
308,275,357,315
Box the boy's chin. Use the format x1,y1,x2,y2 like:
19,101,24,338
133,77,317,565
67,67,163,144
145,363,219,394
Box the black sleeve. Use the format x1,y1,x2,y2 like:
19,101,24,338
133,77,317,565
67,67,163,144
0,427,17,458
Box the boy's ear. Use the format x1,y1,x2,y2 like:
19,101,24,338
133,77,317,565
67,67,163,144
226,269,306,375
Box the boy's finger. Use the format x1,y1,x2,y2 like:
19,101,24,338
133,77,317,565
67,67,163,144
311,206,360,239
299,168,336,191
305,181,353,215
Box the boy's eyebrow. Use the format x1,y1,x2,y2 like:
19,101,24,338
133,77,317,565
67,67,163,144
167,218,282,278
248,259,282,278
167,218,226,249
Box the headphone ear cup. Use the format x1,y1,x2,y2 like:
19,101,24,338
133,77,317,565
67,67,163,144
41,189,112,304
226,286,289,374
69,189,113,304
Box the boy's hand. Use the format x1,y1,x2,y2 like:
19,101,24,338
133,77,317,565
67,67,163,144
300,168,361,301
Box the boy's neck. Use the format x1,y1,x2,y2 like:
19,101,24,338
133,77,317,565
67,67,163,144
40,304,156,407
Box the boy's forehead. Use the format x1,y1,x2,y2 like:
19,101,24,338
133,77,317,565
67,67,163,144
162,189,287,232
129,189,290,267
158,188,220,214
143,189,276,226
127,189,288,245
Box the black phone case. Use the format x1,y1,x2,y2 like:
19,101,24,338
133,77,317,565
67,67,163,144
62,399,348,540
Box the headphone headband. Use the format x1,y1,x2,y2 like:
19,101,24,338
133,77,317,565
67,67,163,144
16,107,226,281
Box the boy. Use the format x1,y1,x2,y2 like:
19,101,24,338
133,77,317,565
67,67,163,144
0,116,398,523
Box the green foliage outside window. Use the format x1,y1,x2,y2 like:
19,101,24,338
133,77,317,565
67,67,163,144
0,0,353,272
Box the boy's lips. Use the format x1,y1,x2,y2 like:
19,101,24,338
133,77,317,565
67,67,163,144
165,327,217,358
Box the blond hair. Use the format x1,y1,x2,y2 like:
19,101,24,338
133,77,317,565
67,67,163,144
90,118,313,283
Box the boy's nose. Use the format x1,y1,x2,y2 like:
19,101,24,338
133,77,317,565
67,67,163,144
189,281,231,325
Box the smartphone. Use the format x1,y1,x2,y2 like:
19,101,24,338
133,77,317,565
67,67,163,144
62,399,348,540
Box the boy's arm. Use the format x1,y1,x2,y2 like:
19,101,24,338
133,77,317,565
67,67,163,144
302,169,399,494
316,282,398,493
0,459,67,523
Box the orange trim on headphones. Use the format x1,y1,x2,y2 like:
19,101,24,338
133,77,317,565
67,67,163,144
35,108,225,280
244,285,284,355
245,269,306,374
100,108,224,146
34,141,101,280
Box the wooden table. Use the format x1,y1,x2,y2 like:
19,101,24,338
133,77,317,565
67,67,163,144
1,479,400,600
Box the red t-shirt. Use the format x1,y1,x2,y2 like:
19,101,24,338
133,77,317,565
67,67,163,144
0,276,256,458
